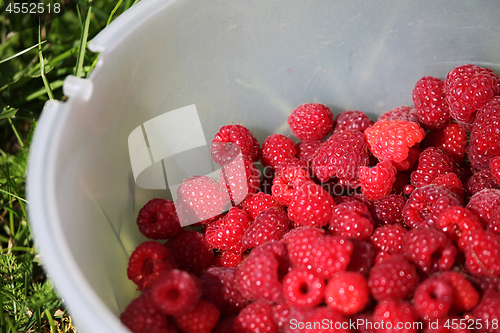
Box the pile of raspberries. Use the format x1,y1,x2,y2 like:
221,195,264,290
120,64,500,333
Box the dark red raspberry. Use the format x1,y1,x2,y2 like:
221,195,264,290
432,172,464,199
137,199,181,240
445,64,500,125
175,175,229,225
324,271,369,315
205,207,250,251
219,156,260,204
469,96,500,169
358,161,397,200
329,201,374,240
372,300,418,333
235,241,286,302
472,289,500,333
436,206,482,243
368,255,418,301
288,181,335,227
403,227,457,273
466,189,500,229
200,267,249,315
413,76,451,130
283,226,326,267
261,134,297,168
364,120,425,163
233,302,277,333
347,238,375,276
272,161,310,206
312,129,370,182
309,235,353,279
465,171,500,197
211,124,260,164
150,269,201,316
440,271,479,313
272,302,291,331
410,147,457,188
296,140,323,162
371,194,405,225
333,110,374,133
127,241,176,291
370,224,407,254
166,230,214,276
288,103,334,142
260,168,274,195
213,317,236,333
421,122,468,163
120,292,169,333
283,267,325,309
378,105,420,123
402,185,462,229
462,229,500,276
174,300,220,333
413,276,453,320
214,249,244,268
491,156,500,186
241,192,283,219
242,207,290,248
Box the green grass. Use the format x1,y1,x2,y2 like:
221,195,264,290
0,0,136,331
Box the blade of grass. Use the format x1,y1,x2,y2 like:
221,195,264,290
38,20,54,100
0,247,35,254
44,309,56,333
75,0,93,78
7,119,24,148
0,41,47,65
0,188,28,204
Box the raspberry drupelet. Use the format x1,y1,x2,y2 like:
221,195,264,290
413,76,451,130
211,124,260,164
288,103,334,142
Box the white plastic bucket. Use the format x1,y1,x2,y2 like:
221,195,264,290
27,0,500,332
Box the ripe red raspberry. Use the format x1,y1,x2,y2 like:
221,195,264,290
413,76,451,130
127,241,176,291
150,269,201,316
372,300,418,333
296,140,323,162
136,199,181,240
466,189,500,229
465,171,500,197
298,306,349,333
391,146,421,172
364,120,425,163
219,156,260,204
440,271,480,313
214,248,244,268
283,226,325,267
490,156,500,186
288,181,335,227
120,292,169,333
371,194,405,225
410,147,456,188
358,161,397,200
211,124,260,164
166,230,214,276
403,227,457,273
347,239,375,276
378,105,420,123
312,129,370,182
233,302,277,333
462,229,500,276
432,172,464,199
402,185,462,229
272,161,311,206
283,267,325,309
242,207,290,248
205,207,250,251
240,192,283,219
421,122,468,163
235,241,287,302
325,271,369,316
329,201,374,240
333,110,374,133
261,134,297,169
288,103,334,141
445,64,500,124
174,300,220,333
200,267,249,315
370,224,407,254
309,235,353,279
472,290,500,333
413,276,453,320
368,255,418,301
469,96,500,169
272,302,291,331
436,206,482,243
176,175,229,225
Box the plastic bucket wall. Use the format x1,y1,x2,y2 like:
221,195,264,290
27,0,500,332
